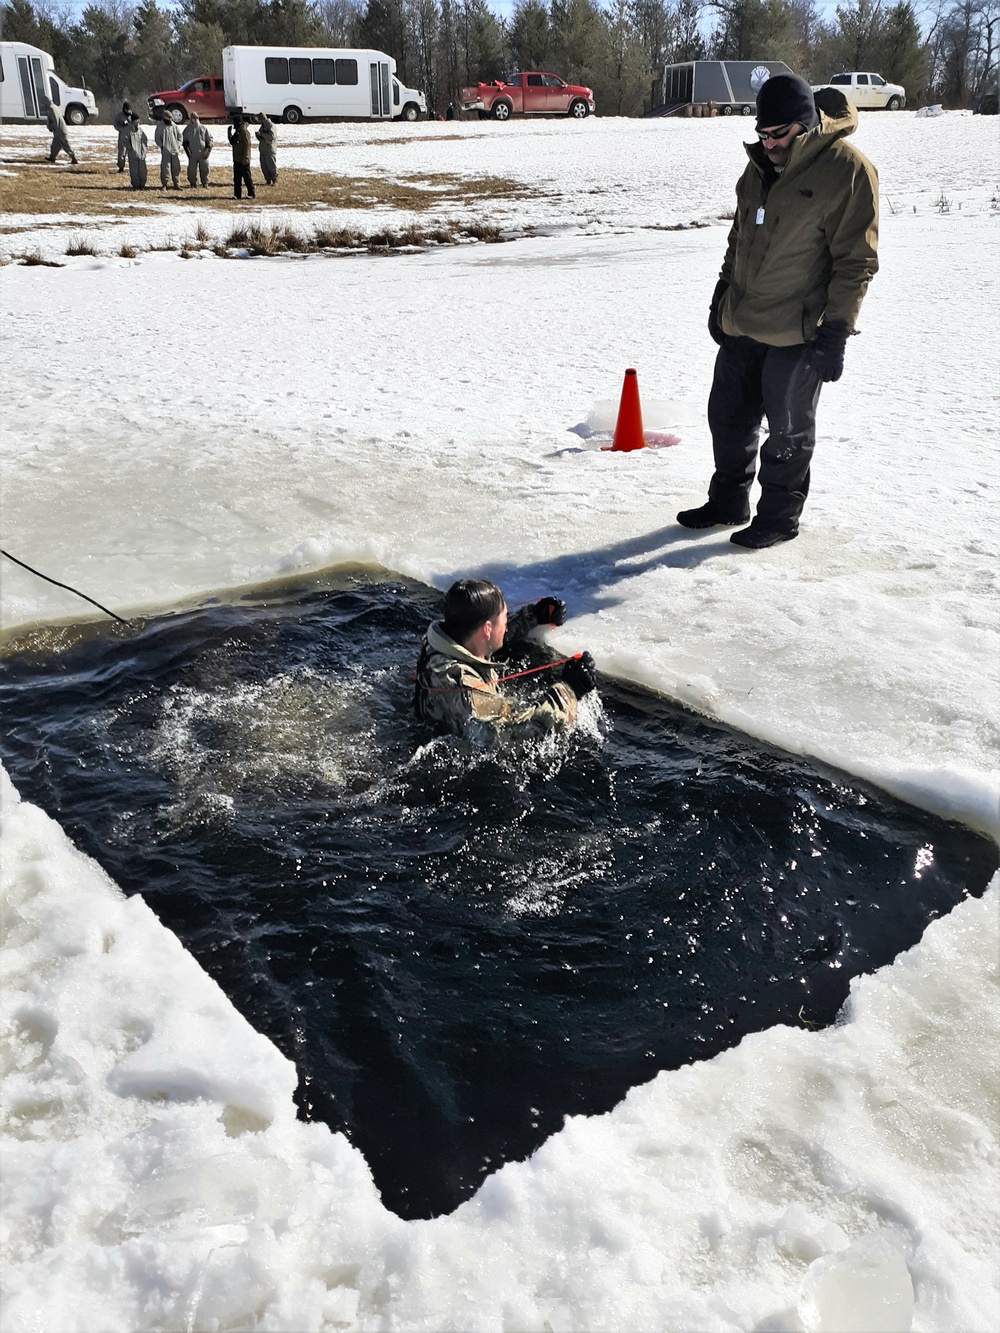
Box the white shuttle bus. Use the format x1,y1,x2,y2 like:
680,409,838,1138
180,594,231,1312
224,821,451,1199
0,41,99,124
222,45,427,123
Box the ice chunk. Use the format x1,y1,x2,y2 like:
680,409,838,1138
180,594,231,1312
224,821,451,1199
797,1232,915,1332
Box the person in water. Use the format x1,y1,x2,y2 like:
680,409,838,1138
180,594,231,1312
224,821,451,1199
414,579,597,739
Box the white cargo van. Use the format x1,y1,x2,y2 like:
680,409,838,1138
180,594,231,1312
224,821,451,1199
0,41,99,124
222,45,427,123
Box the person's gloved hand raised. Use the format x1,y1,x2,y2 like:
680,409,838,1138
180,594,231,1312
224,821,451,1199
562,651,597,698
532,596,567,627
809,320,851,382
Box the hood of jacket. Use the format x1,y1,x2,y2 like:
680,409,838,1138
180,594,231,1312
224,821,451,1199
743,86,858,182
425,620,495,675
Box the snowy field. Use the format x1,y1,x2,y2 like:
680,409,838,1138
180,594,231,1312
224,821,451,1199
1,112,999,1330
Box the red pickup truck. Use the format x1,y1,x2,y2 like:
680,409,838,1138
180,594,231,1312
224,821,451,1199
147,76,227,123
460,72,595,120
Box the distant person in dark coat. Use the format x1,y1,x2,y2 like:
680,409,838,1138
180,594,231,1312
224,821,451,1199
155,115,183,189
113,100,131,172
182,111,213,187
228,113,255,200
255,113,277,185
45,101,77,165
126,114,148,189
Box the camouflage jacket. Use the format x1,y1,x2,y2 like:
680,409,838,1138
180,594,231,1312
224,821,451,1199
414,607,578,740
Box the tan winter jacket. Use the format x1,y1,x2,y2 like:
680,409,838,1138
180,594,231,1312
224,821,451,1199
718,89,879,346
414,610,578,741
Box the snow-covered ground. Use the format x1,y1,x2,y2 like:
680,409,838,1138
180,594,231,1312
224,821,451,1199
1,113,998,1330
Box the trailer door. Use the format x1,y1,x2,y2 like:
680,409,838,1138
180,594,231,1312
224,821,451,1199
369,60,390,117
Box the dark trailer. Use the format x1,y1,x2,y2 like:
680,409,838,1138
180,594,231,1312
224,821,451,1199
652,60,794,116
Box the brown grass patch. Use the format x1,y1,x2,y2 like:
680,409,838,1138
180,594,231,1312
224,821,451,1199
18,249,64,267
0,161,537,218
65,234,98,255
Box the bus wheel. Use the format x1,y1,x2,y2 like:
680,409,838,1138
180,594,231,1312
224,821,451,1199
284,106,302,125
401,104,419,122
722,104,733,116
66,105,88,126
741,104,752,115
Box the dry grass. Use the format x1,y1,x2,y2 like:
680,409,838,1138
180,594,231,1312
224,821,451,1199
0,161,536,218
18,249,64,267
209,215,510,258
119,242,139,258
65,234,98,256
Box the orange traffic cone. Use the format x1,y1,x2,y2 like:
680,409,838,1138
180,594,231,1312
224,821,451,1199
609,367,646,452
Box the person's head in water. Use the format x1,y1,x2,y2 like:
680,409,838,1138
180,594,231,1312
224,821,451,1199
442,579,508,657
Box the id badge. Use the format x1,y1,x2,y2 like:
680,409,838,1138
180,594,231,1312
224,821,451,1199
755,207,765,225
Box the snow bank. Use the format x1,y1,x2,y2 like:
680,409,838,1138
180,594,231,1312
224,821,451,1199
2,766,997,1330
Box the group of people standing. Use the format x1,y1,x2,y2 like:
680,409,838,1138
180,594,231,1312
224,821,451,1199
110,101,278,197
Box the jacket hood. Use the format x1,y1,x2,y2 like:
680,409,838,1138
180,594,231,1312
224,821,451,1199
745,86,858,174
425,620,493,671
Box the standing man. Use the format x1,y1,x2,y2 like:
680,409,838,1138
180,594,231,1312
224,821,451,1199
182,111,213,188
45,100,77,165
113,100,131,172
126,113,148,189
228,112,255,200
155,113,183,189
255,113,277,186
677,76,878,549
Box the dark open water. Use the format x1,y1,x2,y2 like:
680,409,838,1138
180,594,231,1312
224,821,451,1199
1,569,995,1219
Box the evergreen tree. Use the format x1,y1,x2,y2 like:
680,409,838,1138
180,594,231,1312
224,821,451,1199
603,0,651,112
132,0,179,90
873,1,928,97
549,0,607,86
74,2,134,101
458,0,504,84
509,0,549,71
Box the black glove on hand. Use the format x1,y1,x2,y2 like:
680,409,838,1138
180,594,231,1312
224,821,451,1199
708,278,729,347
562,651,597,699
533,597,566,627
810,320,851,382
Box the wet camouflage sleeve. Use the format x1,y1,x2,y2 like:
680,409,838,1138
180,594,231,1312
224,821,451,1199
416,652,578,740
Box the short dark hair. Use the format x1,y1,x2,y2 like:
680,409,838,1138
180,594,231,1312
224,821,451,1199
442,579,505,641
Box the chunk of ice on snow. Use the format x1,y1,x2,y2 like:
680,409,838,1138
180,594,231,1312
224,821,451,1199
797,1231,914,1332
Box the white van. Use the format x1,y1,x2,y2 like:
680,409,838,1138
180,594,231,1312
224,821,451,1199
0,41,99,124
222,45,427,123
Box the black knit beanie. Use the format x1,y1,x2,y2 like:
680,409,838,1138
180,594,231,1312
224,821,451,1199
755,74,818,132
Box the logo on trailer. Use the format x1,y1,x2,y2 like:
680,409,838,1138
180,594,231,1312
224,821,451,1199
750,65,772,94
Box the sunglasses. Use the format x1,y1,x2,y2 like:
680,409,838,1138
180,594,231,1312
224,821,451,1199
756,122,796,142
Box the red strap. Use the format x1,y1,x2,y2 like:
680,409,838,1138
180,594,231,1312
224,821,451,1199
412,653,581,692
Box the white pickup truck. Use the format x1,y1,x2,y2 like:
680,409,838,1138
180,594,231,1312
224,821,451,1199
811,72,906,110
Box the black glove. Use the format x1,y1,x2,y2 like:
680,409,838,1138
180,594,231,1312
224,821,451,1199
809,320,851,382
708,278,729,347
562,651,597,698
533,597,566,627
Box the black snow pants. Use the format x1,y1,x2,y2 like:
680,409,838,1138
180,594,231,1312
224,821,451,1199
707,335,823,535
232,163,255,199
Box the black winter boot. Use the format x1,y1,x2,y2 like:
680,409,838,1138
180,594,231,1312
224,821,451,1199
730,524,797,549
677,501,751,530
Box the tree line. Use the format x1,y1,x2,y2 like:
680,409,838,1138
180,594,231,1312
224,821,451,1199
1,0,996,118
